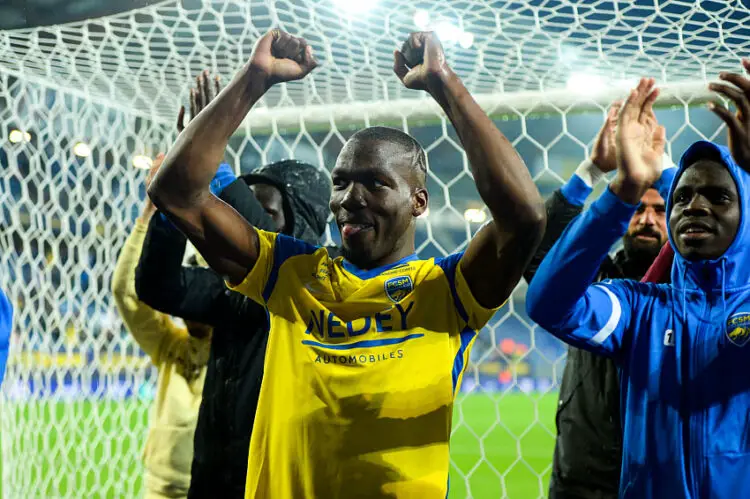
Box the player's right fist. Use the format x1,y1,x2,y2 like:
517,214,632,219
249,29,318,88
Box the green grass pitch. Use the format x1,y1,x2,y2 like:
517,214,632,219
0,392,557,498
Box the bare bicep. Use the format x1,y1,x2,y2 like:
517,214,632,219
461,221,541,309
164,194,259,285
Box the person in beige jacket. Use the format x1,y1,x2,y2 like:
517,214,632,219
112,156,211,498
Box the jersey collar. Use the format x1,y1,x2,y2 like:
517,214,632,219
342,253,418,280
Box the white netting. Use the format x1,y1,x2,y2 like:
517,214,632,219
0,1,744,498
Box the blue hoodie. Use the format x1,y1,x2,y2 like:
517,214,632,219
0,288,12,386
527,141,750,498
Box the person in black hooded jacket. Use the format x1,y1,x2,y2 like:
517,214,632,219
136,159,332,498
134,68,334,499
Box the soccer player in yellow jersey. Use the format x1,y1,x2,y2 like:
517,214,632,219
149,29,546,498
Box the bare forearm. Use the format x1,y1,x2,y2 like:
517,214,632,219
150,64,267,208
430,71,544,227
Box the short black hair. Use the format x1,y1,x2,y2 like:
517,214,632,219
350,126,427,186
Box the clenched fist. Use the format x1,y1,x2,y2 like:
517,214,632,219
394,32,449,93
249,29,318,89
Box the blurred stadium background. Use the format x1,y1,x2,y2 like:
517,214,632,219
0,0,745,497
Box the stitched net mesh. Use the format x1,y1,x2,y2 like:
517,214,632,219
0,0,743,497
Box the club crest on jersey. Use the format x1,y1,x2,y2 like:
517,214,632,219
726,312,750,347
384,276,413,302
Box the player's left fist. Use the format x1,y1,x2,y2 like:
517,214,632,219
394,32,449,93
249,29,318,89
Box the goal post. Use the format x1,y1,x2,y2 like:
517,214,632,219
0,1,742,498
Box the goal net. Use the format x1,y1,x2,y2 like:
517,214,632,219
0,1,741,497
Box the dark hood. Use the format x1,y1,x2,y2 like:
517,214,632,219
242,160,332,245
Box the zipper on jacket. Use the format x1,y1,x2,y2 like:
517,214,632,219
689,297,709,497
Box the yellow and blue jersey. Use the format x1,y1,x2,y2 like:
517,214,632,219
231,229,500,498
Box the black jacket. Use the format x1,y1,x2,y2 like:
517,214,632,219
524,189,646,499
135,163,333,498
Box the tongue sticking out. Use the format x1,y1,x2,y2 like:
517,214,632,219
342,223,371,239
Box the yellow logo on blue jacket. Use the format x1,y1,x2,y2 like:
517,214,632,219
726,312,750,347
384,276,413,302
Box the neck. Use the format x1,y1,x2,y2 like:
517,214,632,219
348,230,417,270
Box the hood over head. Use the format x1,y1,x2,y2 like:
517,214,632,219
668,141,747,292
242,160,332,245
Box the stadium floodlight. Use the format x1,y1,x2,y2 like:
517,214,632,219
566,72,606,94
132,155,153,170
458,31,474,49
414,9,430,30
331,0,379,14
9,129,31,143
435,20,461,45
73,142,91,158
463,208,487,223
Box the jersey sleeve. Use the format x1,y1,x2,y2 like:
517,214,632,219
228,229,320,305
541,279,633,356
526,187,638,357
436,252,502,331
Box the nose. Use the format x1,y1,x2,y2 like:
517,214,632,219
639,207,655,226
340,182,366,211
684,194,710,217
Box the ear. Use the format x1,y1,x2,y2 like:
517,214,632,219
412,187,429,217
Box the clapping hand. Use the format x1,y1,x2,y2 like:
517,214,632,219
178,71,221,133
612,78,666,204
708,59,750,171
590,101,623,173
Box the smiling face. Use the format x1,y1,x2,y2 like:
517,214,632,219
669,159,740,261
329,129,428,269
623,188,667,260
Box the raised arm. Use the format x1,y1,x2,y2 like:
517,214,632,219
526,78,666,356
394,32,546,309
148,30,318,284
524,102,621,283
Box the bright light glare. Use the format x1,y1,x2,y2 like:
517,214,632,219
73,142,92,158
419,207,430,218
9,130,30,143
132,155,153,170
435,21,461,44
332,0,378,13
458,31,474,49
464,208,487,223
414,9,430,30
566,72,606,93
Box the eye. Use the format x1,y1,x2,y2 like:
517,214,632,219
332,177,348,190
674,192,690,204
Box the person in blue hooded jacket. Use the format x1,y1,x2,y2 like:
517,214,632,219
527,68,750,498
0,288,12,386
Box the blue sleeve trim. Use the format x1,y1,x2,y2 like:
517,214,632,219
209,163,237,196
262,234,320,302
157,212,177,229
436,252,469,324
653,167,677,202
560,174,593,207
0,291,12,386
451,326,476,393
